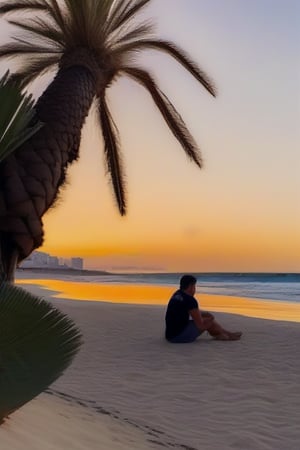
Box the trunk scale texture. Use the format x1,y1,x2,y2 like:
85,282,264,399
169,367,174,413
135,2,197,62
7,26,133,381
0,65,101,281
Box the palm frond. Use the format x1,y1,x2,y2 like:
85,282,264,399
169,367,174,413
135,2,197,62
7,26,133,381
107,0,151,34
122,66,203,168
111,21,153,48
13,55,59,87
0,0,153,83
115,39,217,97
62,0,89,42
46,0,70,38
61,0,112,46
106,0,133,35
8,19,65,49
0,282,82,420
99,92,126,215
0,41,60,59
0,71,43,162
0,0,47,14
0,3,64,71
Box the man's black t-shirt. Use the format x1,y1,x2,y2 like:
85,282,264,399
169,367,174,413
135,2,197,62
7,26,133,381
165,289,198,340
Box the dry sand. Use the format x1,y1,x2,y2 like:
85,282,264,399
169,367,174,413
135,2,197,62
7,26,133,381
1,280,299,450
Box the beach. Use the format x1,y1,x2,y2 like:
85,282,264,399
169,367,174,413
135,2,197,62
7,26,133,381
1,274,300,449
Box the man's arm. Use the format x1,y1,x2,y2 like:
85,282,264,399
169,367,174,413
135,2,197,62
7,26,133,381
190,308,214,331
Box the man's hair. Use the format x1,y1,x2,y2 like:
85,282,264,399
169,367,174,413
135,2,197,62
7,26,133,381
180,275,197,290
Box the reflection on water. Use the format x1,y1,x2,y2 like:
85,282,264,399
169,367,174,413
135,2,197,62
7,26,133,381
16,278,300,322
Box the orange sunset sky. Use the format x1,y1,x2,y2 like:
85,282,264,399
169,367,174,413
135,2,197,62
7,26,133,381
2,0,299,272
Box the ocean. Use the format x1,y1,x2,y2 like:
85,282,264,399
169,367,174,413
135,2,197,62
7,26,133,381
67,272,300,303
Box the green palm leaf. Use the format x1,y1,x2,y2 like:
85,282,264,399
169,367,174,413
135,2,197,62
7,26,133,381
0,282,82,421
0,71,43,163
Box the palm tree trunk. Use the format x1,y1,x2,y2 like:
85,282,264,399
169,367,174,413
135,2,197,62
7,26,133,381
0,66,98,281
0,236,18,282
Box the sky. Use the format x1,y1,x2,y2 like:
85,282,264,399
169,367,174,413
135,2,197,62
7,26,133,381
1,0,300,272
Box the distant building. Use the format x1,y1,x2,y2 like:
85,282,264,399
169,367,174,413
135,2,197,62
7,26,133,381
48,256,59,268
20,251,50,268
71,258,83,270
20,251,84,270
20,251,61,269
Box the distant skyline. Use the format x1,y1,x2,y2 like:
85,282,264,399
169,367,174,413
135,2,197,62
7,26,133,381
20,250,84,270
20,250,300,274
1,0,299,272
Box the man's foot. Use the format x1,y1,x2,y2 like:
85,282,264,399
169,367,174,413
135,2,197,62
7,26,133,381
229,331,242,338
214,333,230,340
214,332,241,341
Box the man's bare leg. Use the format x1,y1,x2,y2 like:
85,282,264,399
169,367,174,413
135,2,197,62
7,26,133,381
202,318,242,340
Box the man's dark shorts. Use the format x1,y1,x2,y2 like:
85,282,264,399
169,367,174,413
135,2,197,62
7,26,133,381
168,320,204,343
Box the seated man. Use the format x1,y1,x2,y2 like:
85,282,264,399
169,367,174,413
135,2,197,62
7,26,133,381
165,275,242,343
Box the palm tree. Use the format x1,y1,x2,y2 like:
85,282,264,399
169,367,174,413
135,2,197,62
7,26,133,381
0,71,43,280
0,0,216,281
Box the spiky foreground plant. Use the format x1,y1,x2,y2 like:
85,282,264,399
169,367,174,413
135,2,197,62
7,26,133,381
0,282,82,421
0,71,42,164
0,71,43,280
0,0,216,280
